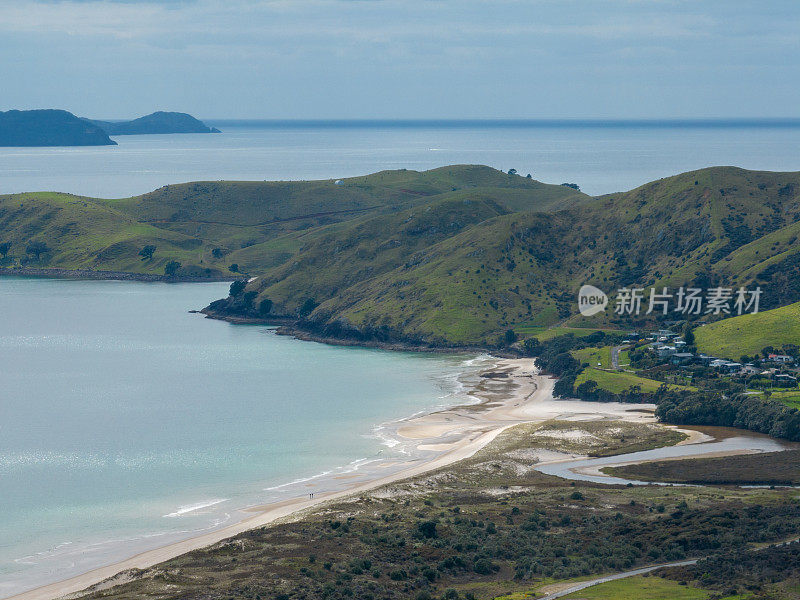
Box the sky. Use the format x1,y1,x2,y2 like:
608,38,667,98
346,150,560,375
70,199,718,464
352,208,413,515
0,0,798,119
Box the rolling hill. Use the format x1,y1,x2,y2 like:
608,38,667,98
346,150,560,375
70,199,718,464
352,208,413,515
0,166,585,282
224,166,800,345
2,164,800,347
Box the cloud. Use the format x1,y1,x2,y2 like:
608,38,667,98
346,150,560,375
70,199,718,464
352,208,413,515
0,0,721,41
0,0,797,118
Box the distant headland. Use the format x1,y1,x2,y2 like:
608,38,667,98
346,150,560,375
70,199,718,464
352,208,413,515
0,109,116,147
86,111,221,136
0,109,219,147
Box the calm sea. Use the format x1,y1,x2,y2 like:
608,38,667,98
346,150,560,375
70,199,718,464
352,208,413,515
0,120,799,198
0,278,476,596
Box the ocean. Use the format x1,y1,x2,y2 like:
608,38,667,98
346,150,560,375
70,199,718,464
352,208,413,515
1,120,799,198
0,278,479,597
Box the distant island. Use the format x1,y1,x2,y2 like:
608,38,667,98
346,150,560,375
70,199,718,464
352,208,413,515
0,109,116,147
0,109,219,147
86,111,221,135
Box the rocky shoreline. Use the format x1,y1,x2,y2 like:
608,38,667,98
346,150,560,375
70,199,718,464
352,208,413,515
200,306,519,357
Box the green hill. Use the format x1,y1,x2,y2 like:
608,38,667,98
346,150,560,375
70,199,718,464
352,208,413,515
3,164,800,347
695,301,800,359
0,166,585,281
223,166,800,345
0,192,225,277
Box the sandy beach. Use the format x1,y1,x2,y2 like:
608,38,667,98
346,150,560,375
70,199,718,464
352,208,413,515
7,357,659,600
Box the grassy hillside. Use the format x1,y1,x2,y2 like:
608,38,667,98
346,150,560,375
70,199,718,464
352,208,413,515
0,166,582,279
0,192,224,276
695,301,800,359
4,164,800,348
225,166,800,345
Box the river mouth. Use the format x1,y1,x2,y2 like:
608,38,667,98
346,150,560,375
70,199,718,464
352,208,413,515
534,425,800,486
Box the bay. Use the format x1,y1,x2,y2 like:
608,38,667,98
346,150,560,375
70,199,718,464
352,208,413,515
0,278,472,596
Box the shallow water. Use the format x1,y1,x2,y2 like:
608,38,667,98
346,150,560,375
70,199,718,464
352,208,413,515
0,278,480,596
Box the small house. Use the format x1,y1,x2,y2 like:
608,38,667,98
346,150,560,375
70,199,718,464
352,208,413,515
710,359,741,373
768,354,794,364
670,353,694,365
655,345,678,358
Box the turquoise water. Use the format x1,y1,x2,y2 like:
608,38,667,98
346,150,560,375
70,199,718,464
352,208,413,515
0,278,473,596
0,121,798,198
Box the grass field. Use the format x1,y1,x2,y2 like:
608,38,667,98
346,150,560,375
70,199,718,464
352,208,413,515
618,348,630,366
515,326,625,342
574,366,677,394
561,575,746,600
249,166,800,345
573,346,613,369
770,390,800,408
695,301,800,359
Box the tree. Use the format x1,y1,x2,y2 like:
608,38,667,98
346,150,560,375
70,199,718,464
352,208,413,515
561,183,580,191
229,279,247,297
229,263,239,273
522,337,540,356
683,324,695,346
258,298,273,315
0,241,10,258
417,521,437,539
138,245,156,260
576,380,598,397
211,248,224,259
298,297,319,317
164,260,181,276
25,240,50,260
508,168,518,176
504,329,518,346
242,290,258,306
